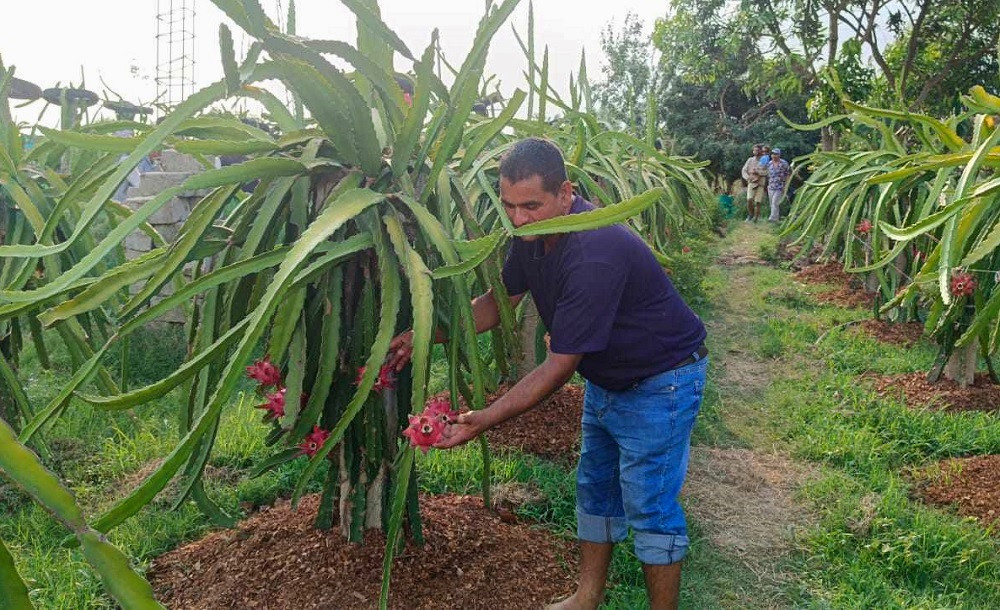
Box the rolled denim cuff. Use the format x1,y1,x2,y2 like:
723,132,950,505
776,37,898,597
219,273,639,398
577,510,628,544
634,532,689,565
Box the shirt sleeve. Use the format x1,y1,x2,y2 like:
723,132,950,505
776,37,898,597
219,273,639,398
501,242,528,297
549,261,626,355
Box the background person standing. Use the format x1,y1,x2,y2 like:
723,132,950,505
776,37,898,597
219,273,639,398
767,148,791,222
741,144,767,222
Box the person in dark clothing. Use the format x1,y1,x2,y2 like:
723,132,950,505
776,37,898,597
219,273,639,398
388,138,707,610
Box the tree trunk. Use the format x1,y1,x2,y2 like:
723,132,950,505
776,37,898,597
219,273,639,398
864,273,879,293
514,296,542,382
0,386,16,430
821,126,835,152
943,342,977,387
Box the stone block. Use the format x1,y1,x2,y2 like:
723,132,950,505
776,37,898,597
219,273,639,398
179,187,214,198
152,223,181,243
129,279,174,298
125,196,190,225
124,232,152,251
149,295,187,324
128,171,197,198
124,247,146,261
158,149,210,173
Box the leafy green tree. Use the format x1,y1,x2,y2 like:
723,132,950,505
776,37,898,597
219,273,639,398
648,1,820,183
873,0,1000,114
654,0,1000,158
593,13,662,136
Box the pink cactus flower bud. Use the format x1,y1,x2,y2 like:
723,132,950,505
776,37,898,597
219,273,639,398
681,246,692,254
857,219,873,234
299,425,330,457
246,355,282,387
402,414,446,453
256,387,286,420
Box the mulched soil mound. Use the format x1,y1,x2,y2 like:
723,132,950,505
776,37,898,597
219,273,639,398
794,262,874,309
781,243,824,270
911,455,1000,530
794,261,854,285
870,372,1000,413
812,286,874,309
484,384,584,462
149,493,577,609
855,319,925,347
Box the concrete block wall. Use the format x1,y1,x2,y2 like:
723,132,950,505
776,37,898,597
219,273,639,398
123,150,216,323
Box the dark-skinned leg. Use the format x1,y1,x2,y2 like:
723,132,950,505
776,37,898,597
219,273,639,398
643,561,682,610
547,541,614,610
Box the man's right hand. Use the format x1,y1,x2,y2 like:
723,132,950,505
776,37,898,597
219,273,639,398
387,329,414,372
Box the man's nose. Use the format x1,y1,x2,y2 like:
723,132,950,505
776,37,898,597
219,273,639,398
511,208,528,226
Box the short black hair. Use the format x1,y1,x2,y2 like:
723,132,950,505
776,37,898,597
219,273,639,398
499,137,568,195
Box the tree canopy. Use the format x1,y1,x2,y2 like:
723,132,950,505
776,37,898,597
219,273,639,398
593,0,1000,182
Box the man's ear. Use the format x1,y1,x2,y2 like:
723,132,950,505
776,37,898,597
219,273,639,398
558,180,574,210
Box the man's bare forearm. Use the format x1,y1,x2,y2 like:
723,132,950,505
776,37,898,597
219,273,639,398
477,353,581,429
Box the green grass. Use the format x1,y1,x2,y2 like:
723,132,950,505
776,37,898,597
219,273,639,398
702,225,1000,609
1,332,322,608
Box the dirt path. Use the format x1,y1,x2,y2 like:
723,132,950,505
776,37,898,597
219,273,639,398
683,223,817,607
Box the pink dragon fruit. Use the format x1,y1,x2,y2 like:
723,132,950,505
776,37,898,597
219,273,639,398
246,355,281,388
256,387,286,421
424,396,460,425
402,414,446,453
299,425,330,458
355,364,397,393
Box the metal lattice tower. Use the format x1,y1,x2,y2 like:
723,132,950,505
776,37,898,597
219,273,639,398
155,0,197,111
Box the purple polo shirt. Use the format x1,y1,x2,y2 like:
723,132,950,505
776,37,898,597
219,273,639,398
502,195,706,390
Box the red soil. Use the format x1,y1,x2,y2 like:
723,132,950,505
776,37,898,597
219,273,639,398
912,455,1000,530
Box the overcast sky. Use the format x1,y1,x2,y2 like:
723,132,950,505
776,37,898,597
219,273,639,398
2,0,669,126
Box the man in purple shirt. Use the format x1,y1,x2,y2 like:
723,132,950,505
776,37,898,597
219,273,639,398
389,138,707,610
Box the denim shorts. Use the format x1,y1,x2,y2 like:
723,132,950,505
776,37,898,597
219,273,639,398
576,357,707,565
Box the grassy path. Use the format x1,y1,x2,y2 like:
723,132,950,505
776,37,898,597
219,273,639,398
678,222,1000,609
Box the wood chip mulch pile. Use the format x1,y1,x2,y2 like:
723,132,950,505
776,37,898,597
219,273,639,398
794,261,855,285
794,262,875,309
871,372,1000,413
484,384,584,462
854,319,926,347
911,455,1000,530
149,493,577,609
